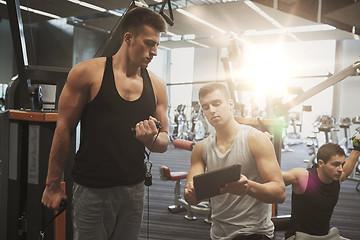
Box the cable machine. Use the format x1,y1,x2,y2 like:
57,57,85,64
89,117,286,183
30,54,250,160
0,0,175,239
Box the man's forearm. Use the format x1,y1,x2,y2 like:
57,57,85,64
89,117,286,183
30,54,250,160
342,150,360,181
146,131,169,153
46,130,72,187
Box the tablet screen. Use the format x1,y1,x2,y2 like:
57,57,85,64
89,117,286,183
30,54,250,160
193,164,241,201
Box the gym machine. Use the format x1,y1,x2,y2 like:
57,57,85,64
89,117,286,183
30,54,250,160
0,1,74,239
159,139,212,223
1,0,176,239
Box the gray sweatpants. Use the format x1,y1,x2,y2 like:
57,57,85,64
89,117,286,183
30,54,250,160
72,182,145,240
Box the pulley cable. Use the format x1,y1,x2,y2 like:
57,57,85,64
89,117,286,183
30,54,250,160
143,121,161,240
25,0,37,65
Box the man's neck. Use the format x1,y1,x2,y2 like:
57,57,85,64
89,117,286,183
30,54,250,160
113,46,141,78
215,119,240,143
316,168,333,184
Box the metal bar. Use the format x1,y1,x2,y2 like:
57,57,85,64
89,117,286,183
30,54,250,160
94,1,136,58
6,0,32,109
273,0,278,9
317,0,322,23
0,111,10,240
221,57,237,103
25,65,70,84
284,61,360,112
6,0,28,67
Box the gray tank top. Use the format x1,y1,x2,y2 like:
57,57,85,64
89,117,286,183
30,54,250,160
202,124,274,239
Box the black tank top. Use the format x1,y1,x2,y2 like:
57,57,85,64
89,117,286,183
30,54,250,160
285,167,340,238
71,56,156,188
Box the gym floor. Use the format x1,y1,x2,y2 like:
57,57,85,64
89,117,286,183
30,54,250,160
139,142,360,240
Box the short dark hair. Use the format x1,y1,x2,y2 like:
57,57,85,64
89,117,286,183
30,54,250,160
199,83,230,100
317,143,345,165
121,7,167,38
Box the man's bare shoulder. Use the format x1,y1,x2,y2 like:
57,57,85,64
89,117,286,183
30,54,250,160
147,70,167,103
283,168,309,191
148,70,166,87
188,139,205,157
72,57,106,75
68,57,106,86
247,127,272,146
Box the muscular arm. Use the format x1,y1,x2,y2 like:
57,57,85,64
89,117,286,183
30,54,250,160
340,139,360,182
246,130,286,203
42,61,93,209
282,168,309,194
135,71,169,152
184,141,206,205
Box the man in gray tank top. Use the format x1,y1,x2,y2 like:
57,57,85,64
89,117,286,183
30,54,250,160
184,83,285,240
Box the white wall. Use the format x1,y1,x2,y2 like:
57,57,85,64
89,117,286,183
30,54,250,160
337,40,360,138
192,47,221,101
167,48,195,120
148,48,168,80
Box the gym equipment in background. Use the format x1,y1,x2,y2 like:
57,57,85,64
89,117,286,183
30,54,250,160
191,103,207,141
173,104,194,141
2,1,163,239
305,134,319,168
317,115,336,143
0,110,75,240
348,120,360,190
159,139,211,223
282,111,304,152
338,117,352,155
171,104,208,142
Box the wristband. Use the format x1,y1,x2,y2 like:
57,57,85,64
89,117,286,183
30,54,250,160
352,137,360,151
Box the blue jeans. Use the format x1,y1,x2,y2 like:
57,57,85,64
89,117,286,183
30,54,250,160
72,182,145,240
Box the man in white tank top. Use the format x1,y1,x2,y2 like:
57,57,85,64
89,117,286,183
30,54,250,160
184,83,285,240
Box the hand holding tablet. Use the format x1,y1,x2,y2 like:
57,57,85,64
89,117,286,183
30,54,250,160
193,164,241,201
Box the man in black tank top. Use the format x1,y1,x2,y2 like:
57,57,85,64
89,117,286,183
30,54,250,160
282,138,360,239
41,7,169,240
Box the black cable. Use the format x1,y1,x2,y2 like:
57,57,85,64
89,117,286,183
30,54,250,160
25,0,37,65
144,122,161,240
39,199,67,240
147,185,150,239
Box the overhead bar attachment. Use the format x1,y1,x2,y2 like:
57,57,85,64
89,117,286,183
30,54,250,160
159,0,174,26
284,61,360,112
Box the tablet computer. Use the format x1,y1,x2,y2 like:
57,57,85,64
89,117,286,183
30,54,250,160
193,164,241,201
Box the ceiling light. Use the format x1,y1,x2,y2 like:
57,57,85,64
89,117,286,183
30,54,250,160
244,0,282,28
290,24,336,32
186,40,210,48
20,6,60,18
171,35,182,41
0,0,60,18
244,24,336,36
244,0,300,41
134,0,149,8
166,31,181,37
176,9,226,34
68,0,106,12
183,34,196,40
107,10,123,17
